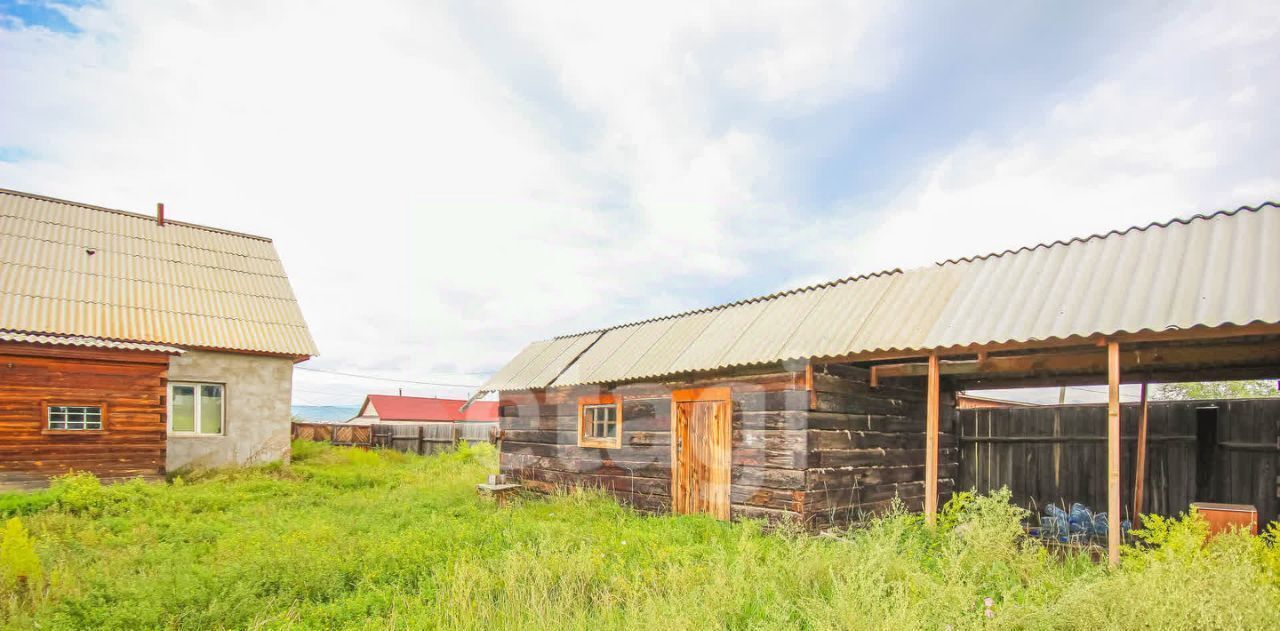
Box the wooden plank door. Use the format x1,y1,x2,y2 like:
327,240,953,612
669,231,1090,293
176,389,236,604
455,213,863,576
672,388,731,519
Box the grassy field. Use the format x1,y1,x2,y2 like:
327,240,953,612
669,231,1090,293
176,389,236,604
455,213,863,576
1,443,1278,630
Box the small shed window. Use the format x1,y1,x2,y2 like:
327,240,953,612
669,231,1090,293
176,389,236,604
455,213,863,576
578,395,622,448
170,383,225,435
47,405,103,431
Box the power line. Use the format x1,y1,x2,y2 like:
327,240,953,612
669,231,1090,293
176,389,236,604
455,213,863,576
294,365,483,388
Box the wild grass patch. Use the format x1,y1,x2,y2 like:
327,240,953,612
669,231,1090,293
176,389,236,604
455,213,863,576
0,442,1276,630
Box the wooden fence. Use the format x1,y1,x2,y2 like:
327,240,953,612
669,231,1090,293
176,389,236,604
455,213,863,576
291,421,498,455
958,398,1280,525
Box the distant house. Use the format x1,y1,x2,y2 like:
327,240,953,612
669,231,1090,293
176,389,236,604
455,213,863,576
0,189,318,489
347,395,499,445
349,395,498,424
955,393,1039,409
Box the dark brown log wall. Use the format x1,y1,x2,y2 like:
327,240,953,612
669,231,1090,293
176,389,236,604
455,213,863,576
498,369,812,521
498,364,960,528
0,344,169,489
804,364,958,529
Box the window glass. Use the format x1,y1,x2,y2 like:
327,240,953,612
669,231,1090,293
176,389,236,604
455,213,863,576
171,385,196,432
584,404,617,439
171,383,224,435
200,385,223,434
48,405,103,431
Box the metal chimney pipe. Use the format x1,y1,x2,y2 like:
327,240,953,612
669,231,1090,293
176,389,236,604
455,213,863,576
157,202,165,226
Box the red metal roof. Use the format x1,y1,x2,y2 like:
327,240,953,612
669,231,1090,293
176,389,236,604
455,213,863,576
363,395,498,422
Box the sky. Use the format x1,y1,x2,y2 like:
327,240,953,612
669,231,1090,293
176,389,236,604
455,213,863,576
1,1,1277,407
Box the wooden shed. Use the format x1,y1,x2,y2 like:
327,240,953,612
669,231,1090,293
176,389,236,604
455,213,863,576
480,200,1280,563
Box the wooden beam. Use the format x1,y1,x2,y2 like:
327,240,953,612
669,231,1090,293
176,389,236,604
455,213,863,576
810,322,1280,367
956,364,1280,390
924,351,940,526
1133,382,1149,527
1107,341,1121,568
870,339,1280,381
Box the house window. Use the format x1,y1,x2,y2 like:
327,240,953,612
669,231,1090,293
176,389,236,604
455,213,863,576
47,405,103,431
578,395,622,448
170,383,224,435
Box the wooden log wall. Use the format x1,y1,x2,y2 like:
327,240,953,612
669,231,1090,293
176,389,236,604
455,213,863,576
498,364,957,528
498,369,812,521
958,399,1280,526
0,345,169,489
804,364,958,529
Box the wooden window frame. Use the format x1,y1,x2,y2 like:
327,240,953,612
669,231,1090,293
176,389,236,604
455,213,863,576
42,401,107,435
577,394,622,448
168,381,227,437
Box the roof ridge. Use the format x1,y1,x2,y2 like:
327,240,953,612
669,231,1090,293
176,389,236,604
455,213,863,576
368,394,472,402
935,200,1280,266
1,211,282,261
552,268,904,340
0,187,275,243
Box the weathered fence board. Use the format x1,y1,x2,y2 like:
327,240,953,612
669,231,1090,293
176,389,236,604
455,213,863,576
958,399,1280,525
291,421,497,455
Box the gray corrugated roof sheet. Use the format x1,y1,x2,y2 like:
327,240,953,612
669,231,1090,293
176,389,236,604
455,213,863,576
483,200,1280,391
0,330,183,354
0,188,318,356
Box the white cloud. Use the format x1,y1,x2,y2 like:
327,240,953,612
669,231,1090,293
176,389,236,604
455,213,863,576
2,2,1276,407
798,2,1280,279
0,0,901,405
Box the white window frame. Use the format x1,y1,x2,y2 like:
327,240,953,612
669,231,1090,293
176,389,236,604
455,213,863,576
168,382,226,437
45,404,104,432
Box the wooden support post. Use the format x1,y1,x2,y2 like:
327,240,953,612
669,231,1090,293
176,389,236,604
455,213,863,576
925,351,941,526
805,361,816,410
1107,341,1121,567
1133,382,1149,527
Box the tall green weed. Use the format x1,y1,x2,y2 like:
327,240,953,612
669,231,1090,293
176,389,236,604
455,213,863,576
0,445,1274,630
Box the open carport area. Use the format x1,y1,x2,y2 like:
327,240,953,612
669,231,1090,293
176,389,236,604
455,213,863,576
862,327,1280,563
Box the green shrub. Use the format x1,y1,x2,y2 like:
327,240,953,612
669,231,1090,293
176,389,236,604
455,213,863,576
48,471,108,516
0,490,58,518
0,517,43,595
289,438,330,462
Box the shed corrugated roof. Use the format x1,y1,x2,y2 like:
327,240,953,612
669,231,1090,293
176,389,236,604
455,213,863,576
0,188,318,356
483,200,1280,391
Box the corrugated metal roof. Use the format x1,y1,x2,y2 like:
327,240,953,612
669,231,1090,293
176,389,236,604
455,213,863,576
483,200,1280,391
364,395,499,422
0,330,183,353
0,188,318,356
